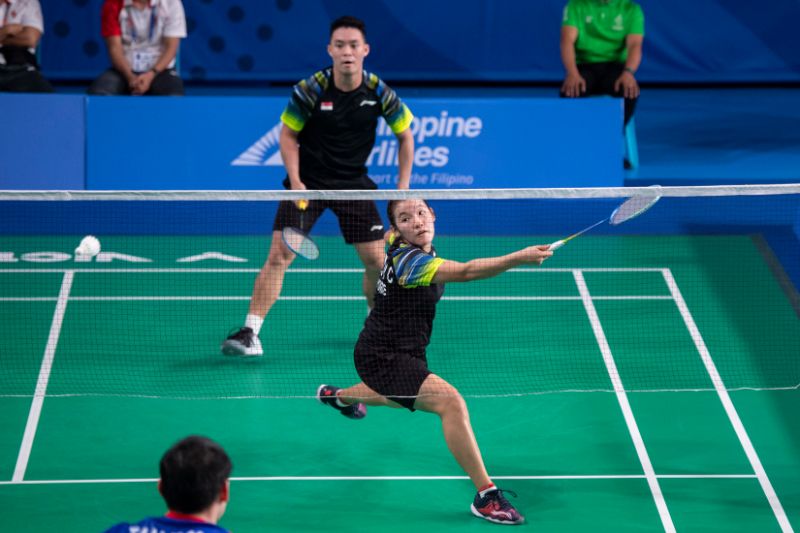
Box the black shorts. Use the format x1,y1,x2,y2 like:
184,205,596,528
354,341,432,411
272,200,385,244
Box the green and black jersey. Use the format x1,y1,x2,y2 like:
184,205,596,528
562,0,644,64
280,68,414,190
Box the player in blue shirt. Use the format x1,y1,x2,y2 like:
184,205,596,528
103,436,232,533
318,199,553,525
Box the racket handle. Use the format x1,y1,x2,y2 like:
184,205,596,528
549,240,565,251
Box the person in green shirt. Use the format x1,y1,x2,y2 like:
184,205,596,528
560,0,644,137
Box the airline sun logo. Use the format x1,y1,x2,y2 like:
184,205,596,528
231,122,284,166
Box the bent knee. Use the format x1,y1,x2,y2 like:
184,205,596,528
432,391,468,418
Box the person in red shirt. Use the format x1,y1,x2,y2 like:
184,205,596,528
89,0,186,96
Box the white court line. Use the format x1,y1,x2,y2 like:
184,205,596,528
12,270,74,483
663,269,793,533
0,473,758,486
1,295,673,302
574,270,675,532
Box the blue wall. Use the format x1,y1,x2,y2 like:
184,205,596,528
0,94,85,190
40,0,800,83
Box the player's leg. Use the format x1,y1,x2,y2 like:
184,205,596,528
330,200,386,309
354,239,384,308
221,233,295,356
316,382,386,419
414,374,524,525
337,382,403,408
147,69,185,96
87,68,129,95
222,201,322,356
413,374,491,489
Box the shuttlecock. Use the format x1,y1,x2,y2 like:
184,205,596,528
75,235,101,257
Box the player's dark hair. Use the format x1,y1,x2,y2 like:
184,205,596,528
387,199,432,229
159,436,232,514
330,15,367,41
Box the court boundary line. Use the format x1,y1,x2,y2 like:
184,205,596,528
574,270,676,532
0,295,673,302
663,269,793,533
12,270,74,483
0,473,760,486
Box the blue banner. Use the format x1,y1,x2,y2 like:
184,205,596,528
86,96,623,190
0,94,85,190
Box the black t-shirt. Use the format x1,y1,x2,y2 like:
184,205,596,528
279,68,414,190
357,239,445,354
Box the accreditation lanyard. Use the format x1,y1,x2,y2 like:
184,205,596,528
126,2,158,43
2,2,13,26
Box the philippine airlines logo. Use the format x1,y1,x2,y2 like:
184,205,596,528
231,111,484,182
231,122,284,166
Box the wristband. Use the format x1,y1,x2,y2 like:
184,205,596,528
624,67,635,75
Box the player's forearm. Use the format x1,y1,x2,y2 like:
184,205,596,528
107,42,134,80
560,30,580,75
279,130,303,189
2,27,38,48
461,252,525,281
153,37,179,72
625,42,642,73
560,46,579,75
395,131,414,189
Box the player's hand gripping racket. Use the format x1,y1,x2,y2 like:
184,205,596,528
549,188,661,251
281,200,320,260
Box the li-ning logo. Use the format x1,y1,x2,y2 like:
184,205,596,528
360,100,377,107
231,122,284,166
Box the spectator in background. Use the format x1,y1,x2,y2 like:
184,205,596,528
89,0,186,96
103,435,232,533
0,0,53,92
559,0,643,166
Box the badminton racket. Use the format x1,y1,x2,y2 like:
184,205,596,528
549,188,661,251
282,200,320,260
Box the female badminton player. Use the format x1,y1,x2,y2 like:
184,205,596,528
317,198,553,525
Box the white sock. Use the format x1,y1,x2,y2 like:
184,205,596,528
335,393,349,408
245,314,264,335
479,483,497,497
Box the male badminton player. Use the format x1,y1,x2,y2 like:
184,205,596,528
318,199,553,525
222,15,414,356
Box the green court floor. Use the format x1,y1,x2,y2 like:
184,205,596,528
0,234,798,532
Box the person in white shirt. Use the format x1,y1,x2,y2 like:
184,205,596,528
88,0,186,96
0,0,52,92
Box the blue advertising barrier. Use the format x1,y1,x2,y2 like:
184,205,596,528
86,96,623,189
0,94,85,190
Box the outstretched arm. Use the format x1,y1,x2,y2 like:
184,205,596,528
432,245,552,283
